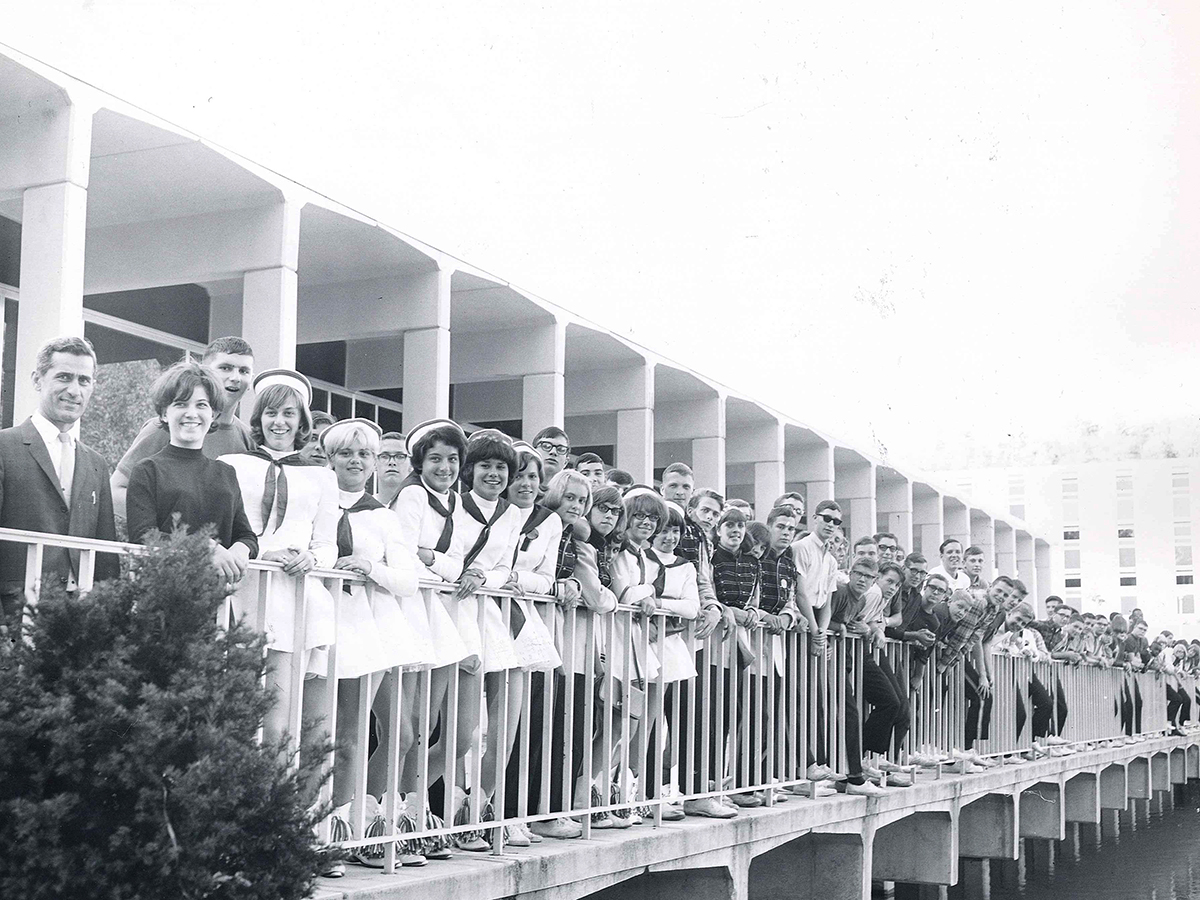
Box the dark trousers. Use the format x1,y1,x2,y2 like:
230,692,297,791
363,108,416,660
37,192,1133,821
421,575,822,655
862,654,910,756
503,671,592,817
963,661,994,749
1026,674,1067,739
1121,677,1143,736
674,663,732,793
1167,683,1192,726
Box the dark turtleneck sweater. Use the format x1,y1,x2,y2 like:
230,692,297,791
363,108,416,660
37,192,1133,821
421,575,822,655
127,443,258,556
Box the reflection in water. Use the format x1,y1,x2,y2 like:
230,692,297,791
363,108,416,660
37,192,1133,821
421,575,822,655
948,782,1200,900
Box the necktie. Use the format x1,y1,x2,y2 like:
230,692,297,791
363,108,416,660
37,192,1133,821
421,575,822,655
336,493,385,592
57,432,75,505
249,450,305,535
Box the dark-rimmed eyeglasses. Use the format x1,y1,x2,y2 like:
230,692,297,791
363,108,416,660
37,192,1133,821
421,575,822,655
536,440,571,457
378,452,409,462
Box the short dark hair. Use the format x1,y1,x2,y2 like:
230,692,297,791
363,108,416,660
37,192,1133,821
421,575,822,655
34,335,97,378
878,562,905,582
853,535,877,550
312,411,338,430
744,521,770,550
410,424,467,471
925,572,950,591
814,499,841,517
202,336,253,360
873,532,898,545
461,431,518,491
964,545,985,558
150,360,223,417
716,507,748,529
590,485,627,534
991,575,1015,589
766,505,798,526
689,489,724,509
250,383,313,450
576,452,603,466
1011,579,1028,596
904,552,927,566
1045,595,1063,607
850,557,878,575
939,538,962,555
774,491,805,507
380,431,406,443
532,426,569,446
606,468,634,487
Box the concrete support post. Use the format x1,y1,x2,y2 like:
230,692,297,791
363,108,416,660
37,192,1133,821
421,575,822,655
1065,773,1100,824
1019,781,1065,841
785,437,835,522
913,486,943,560
617,407,655,484
1152,753,1170,792
970,510,995,578
995,523,1017,578
401,267,452,432
959,793,1018,860
754,460,786,523
835,453,876,545
1127,757,1151,800
872,812,956,886
242,266,299,371
943,500,970,550
1016,531,1036,597
877,473,913,550
727,415,785,520
1170,749,1187,785
693,435,726,496
1188,746,1200,779
521,321,566,440
1100,764,1127,810
1035,539,1053,612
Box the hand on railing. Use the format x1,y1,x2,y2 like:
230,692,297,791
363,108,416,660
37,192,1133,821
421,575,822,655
452,567,486,601
260,547,316,576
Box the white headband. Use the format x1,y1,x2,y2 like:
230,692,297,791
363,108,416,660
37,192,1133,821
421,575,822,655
623,485,659,502
406,418,465,456
321,417,382,451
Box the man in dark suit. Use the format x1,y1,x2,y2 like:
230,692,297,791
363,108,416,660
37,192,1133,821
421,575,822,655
0,335,118,638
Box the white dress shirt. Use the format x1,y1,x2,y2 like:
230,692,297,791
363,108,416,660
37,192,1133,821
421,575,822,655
30,411,80,496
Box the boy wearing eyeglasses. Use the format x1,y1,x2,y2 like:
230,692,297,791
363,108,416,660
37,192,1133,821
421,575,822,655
374,431,411,509
532,426,571,496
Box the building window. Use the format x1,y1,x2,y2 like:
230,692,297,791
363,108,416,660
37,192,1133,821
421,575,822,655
1064,529,1080,541
1119,548,1137,568
1065,577,1082,588
1174,472,1190,491
1119,576,1137,587
1062,476,1079,525
1064,549,1081,569
1179,575,1194,585
1180,595,1195,615
1117,527,1134,539
1116,475,1134,493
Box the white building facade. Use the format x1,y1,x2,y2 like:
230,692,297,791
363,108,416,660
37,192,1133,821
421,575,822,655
937,458,1200,630
0,45,1051,588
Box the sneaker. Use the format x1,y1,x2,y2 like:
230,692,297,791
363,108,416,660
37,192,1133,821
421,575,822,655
861,764,885,781
806,763,839,781
730,792,763,808
885,771,914,787
876,759,908,774
683,797,738,818
720,794,738,810
530,817,582,840
661,803,686,821
844,779,887,797
521,822,543,843
498,824,530,848
811,782,839,798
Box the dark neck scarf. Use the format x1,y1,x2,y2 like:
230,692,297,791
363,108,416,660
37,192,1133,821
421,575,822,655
337,492,384,592
645,548,688,598
242,448,308,536
460,491,511,571
556,528,578,580
512,505,556,564
399,471,456,553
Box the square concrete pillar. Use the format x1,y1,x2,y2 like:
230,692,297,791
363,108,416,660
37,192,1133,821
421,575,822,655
617,407,655,484
403,326,450,430
943,499,970,550
1019,781,1065,841
754,459,786,524
242,265,299,371
1015,531,1036,597
1065,773,1100,824
970,510,995,579
693,436,726,495
959,793,1018,860
1152,753,1170,791
873,811,956,885
1127,757,1151,799
522,372,565,438
877,471,913,550
913,484,943,560
1100,764,1127,810
1034,539,1052,612
655,390,723,492
9,97,92,420
995,522,1017,578
834,450,875,544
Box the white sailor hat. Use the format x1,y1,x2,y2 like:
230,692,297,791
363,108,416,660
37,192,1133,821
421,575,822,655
405,418,466,456
252,368,312,406
467,427,515,445
320,417,383,451
664,499,686,521
512,440,537,455
622,484,660,502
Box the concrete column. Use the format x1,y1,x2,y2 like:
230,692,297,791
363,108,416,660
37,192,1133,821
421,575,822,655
617,407,654,484
242,266,299,371
995,523,1017,578
913,485,943,560
655,389,725,493
520,320,566,440
754,460,786,522
970,510,995,577
1065,773,1100,824
785,436,834,522
1100,764,1127,810
1015,531,1036,597
877,471,913,550
401,267,452,432
872,811,956,886
835,451,876,545
1128,757,1151,799
727,414,785,521
1019,781,1065,841
12,97,94,420
959,793,1018,859
943,499,970,549
693,434,726,495
1035,539,1052,612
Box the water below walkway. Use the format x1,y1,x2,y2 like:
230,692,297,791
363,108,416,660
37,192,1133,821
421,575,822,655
947,781,1200,899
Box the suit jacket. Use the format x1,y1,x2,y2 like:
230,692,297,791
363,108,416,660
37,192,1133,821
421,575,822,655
0,418,119,598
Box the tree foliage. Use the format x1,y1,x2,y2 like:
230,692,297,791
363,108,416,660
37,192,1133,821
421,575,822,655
0,529,329,900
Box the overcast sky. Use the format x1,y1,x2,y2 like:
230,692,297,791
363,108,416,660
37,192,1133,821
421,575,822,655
8,1,1198,473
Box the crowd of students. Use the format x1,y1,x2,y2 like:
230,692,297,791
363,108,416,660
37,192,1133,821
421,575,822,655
2,333,1197,878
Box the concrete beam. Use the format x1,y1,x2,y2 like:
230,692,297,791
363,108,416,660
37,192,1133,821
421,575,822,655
85,203,298,293
449,322,564,385
655,397,723,442
1127,756,1151,799
0,94,90,194
1170,748,1187,785
565,364,654,415
1019,781,1065,841
401,266,453,431
1100,764,1127,810
600,868,737,900
1188,745,1199,779
747,832,864,900
872,811,956,886
958,793,1018,860
299,266,448,342
1064,772,1100,824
